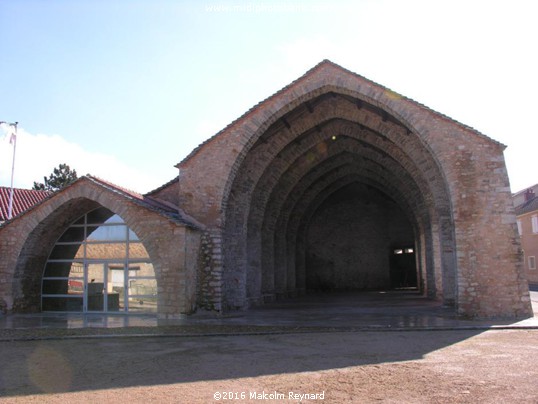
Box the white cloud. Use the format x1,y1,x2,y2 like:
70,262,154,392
0,128,170,194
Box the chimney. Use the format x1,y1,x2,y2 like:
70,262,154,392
524,188,535,202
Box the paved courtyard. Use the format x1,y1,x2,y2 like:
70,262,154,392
1,290,537,403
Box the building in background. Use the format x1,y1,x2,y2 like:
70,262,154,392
515,186,538,285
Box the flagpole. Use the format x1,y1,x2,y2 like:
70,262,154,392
7,123,18,220
1,121,18,220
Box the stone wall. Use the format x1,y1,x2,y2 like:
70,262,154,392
306,183,414,291
516,211,538,284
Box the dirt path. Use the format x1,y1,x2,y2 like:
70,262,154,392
1,329,538,403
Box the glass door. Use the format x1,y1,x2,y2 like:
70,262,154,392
85,262,122,312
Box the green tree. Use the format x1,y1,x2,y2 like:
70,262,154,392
32,163,78,191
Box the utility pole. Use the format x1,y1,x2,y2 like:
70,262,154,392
1,121,18,220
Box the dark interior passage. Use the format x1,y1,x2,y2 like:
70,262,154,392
305,183,416,292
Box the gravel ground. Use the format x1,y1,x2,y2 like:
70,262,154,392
1,328,538,403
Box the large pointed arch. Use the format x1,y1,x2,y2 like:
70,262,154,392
178,60,530,318
221,89,453,310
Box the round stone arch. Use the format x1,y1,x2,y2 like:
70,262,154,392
8,182,174,313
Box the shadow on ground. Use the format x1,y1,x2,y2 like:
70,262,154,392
0,290,536,398
0,329,488,397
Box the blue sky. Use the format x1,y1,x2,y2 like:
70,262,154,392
1,0,537,193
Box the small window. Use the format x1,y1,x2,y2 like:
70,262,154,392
529,256,536,270
532,215,538,234
394,248,414,255
517,219,522,236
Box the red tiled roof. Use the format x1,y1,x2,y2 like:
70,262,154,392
0,177,203,230
0,187,52,221
85,176,204,229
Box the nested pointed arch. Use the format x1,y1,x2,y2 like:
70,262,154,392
239,133,442,304
274,171,422,295
216,83,455,309
246,139,433,296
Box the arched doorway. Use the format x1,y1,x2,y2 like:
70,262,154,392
41,207,157,313
221,90,453,310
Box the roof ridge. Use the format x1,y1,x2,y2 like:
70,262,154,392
177,60,504,168
513,183,538,196
315,60,505,147
515,195,538,215
144,175,179,196
177,60,333,167
86,175,143,199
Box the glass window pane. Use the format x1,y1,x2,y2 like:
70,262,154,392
87,294,104,311
68,278,84,294
73,216,85,225
42,297,83,312
129,262,154,277
69,262,84,277
49,244,83,260
87,225,127,241
107,294,122,312
86,207,114,224
44,262,83,278
128,278,157,296
86,243,127,259
105,214,124,224
58,226,85,242
86,263,104,286
128,296,157,313
43,279,71,295
128,229,140,241
129,242,150,259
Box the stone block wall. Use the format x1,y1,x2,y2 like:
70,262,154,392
306,183,414,291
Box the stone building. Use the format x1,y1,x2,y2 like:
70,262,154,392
515,187,538,284
0,61,532,318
